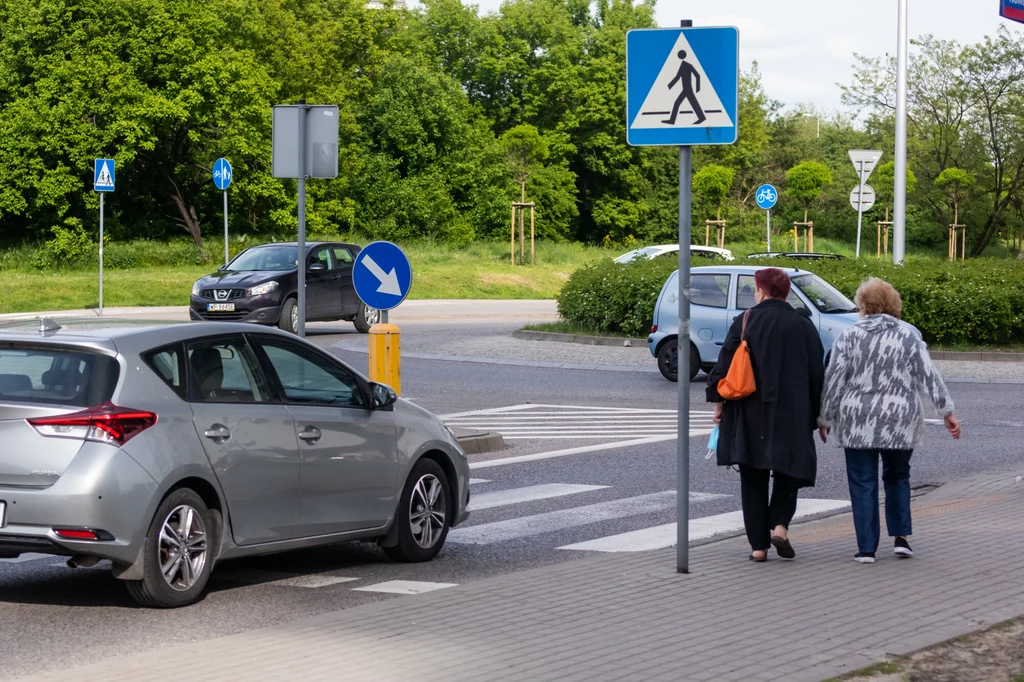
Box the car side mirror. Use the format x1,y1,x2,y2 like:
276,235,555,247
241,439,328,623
308,263,327,273
370,382,397,410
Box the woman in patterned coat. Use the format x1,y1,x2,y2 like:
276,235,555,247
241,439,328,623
819,278,961,564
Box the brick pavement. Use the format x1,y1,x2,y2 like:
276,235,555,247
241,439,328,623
16,468,1024,682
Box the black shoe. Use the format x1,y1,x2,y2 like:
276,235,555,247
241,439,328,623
749,552,767,562
894,537,914,558
771,535,796,560
854,552,876,564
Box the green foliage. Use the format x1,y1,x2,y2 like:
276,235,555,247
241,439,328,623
32,220,94,269
693,164,736,219
874,162,917,210
556,256,677,337
785,161,833,213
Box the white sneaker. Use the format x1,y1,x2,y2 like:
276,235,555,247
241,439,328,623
894,538,914,557
854,552,876,563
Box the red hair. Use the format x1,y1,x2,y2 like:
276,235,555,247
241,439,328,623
754,268,791,300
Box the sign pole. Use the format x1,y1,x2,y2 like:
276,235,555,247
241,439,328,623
677,142,692,575
296,100,307,338
893,0,909,265
99,193,104,317
223,190,229,266
855,162,866,260
766,209,771,252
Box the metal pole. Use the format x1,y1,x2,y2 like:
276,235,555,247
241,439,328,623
766,209,771,252
855,162,866,260
297,100,307,337
223,190,229,266
99,193,104,317
677,145,692,574
893,0,909,265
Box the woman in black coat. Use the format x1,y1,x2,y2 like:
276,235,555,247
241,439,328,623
707,268,825,562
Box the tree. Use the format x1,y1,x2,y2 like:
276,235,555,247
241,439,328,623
693,165,736,220
874,161,918,218
785,161,833,223
501,125,548,202
935,167,976,224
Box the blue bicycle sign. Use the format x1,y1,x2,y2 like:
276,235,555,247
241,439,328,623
755,184,778,210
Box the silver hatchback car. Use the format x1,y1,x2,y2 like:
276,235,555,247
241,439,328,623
0,320,469,607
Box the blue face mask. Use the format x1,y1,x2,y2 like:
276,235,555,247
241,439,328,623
706,425,719,459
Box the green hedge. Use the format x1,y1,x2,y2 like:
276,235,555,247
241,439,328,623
557,256,1024,346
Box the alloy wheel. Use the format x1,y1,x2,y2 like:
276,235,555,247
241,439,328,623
664,344,678,375
291,305,299,332
409,474,446,549
364,305,380,327
158,504,208,592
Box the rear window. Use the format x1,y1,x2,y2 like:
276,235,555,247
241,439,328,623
0,346,119,408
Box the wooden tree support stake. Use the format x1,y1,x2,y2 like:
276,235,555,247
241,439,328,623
948,224,966,262
792,221,814,253
511,202,536,266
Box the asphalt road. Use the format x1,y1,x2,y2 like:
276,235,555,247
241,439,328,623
3,316,1023,680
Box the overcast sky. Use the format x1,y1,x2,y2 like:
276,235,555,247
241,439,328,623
459,0,1023,113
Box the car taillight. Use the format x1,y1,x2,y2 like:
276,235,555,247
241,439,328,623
652,324,658,333
54,529,99,540
28,402,157,446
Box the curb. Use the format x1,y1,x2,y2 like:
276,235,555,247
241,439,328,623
453,429,505,455
931,350,1024,363
512,329,648,348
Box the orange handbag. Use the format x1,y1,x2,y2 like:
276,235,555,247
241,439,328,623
717,310,756,400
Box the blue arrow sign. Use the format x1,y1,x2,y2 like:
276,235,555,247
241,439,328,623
626,27,739,147
93,159,115,192
213,158,232,190
755,184,778,210
353,241,412,311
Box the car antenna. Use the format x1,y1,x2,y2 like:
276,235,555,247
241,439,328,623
38,318,62,334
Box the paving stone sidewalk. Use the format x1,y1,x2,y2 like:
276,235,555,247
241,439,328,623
18,468,1024,682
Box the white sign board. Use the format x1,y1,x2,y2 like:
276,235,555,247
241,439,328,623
850,185,876,212
849,150,883,183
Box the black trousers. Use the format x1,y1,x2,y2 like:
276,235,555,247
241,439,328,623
739,465,801,551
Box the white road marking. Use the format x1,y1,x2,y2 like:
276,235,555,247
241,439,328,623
469,434,705,470
445,403,714,441
469,478,491,485
448,491,728,545
0,553,52,564
469,484,608,511
353,580,457,595
558,499,851,552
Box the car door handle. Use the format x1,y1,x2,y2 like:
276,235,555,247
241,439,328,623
298,427,322,444
203,425,231,442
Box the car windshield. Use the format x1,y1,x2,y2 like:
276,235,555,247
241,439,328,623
227,246,298,272
791,274,857,314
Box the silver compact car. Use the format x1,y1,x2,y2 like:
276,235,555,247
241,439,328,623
0,320,469,608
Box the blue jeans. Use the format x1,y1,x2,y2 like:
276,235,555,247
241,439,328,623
844,449,913,553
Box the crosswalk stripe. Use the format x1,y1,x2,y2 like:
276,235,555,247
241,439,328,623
469,484,608,511
271,573,361,589
353,580,457,595
448,491,729,545
557,499,851,552
468,478,491,485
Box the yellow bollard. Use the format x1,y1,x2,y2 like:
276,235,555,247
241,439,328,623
368,323,401,396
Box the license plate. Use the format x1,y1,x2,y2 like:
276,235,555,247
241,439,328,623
207,303,235,312
0,501,5,528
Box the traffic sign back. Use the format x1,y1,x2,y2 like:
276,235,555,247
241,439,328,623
849,150,883,182
626,27,739,146
850,185,876,212
755,184,778,210
213,158,232,190
353,241,412,311
94,159,115,192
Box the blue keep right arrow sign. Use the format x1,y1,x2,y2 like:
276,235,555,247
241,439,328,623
353,241,413,311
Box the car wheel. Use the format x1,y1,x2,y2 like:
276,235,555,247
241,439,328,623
657,338,678,382
353,302,380,334
382,459,451,563
689,343,701,381
279,298,298,334
125,488,213,609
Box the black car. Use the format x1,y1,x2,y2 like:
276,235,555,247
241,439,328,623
189,242,380,334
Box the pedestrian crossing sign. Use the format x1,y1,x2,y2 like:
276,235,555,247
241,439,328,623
93,159,115,192
626,27,739,146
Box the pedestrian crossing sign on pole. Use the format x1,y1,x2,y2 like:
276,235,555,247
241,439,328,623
626,27,739,146
93,159,115,192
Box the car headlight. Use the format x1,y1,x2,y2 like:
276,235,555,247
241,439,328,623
248,281,279,297
191,281,201,297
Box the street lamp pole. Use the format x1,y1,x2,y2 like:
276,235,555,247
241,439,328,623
893,0,909,264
